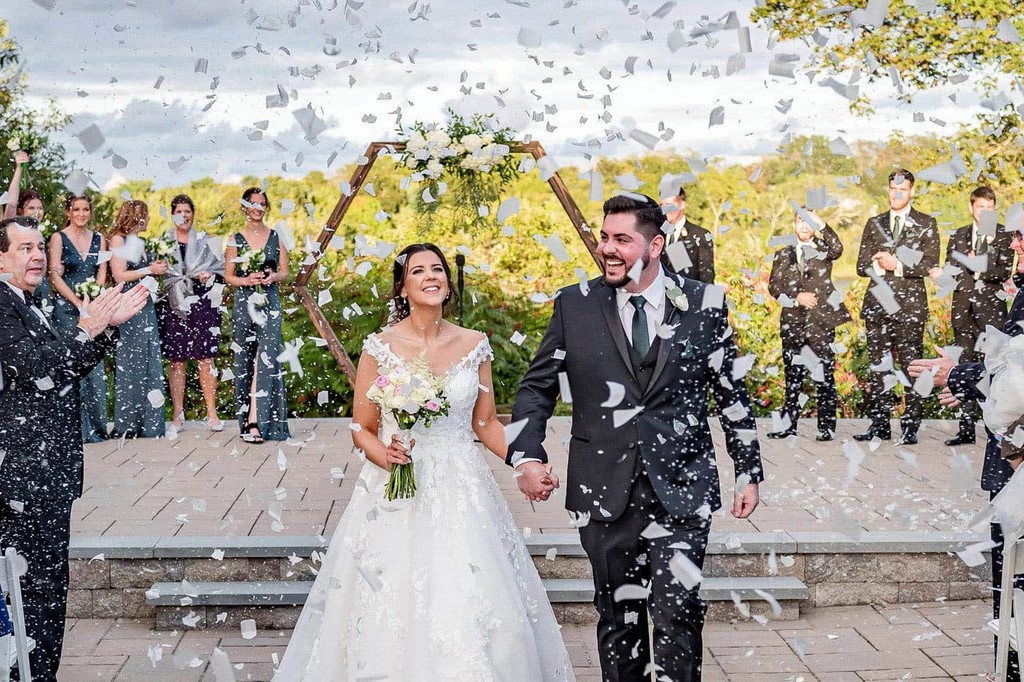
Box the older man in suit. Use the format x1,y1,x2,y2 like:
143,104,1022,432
942,186,1015,446
510,194,762,682
0,216,147,680
854,169,940,445
767,209,851,441
660,187,716,283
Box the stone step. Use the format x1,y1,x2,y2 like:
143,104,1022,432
146,576,808,629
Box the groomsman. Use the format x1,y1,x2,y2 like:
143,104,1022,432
660,188,715,283
0,216,146,680
854,169,940,445
942,186,1015,446
767,210,851,441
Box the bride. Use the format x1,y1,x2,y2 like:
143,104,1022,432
274,243,575,681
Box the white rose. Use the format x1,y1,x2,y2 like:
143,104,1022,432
6,137,20,152
426,159,444,177
481,134,494,145
406,136,426,152
405,157,419,169
461,133,483,151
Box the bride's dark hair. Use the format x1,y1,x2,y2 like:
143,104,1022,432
390,242,458,323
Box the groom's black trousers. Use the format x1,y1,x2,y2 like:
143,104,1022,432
0,498,74,682
579,470,710,682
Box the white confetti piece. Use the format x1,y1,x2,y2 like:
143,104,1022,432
668,551,703,589
613,406,643,427
601,382,626,408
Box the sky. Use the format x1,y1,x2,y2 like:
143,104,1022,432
3,0,996,190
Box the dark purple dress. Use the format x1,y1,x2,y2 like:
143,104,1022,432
161,242,222,361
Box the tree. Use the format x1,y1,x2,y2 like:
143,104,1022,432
0,20,72,219
750,1,1024,116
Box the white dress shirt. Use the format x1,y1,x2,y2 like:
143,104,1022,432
668,218,688,243
615,268,666,347
3,280,51,330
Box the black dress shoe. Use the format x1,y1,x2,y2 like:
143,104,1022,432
900,431,918,445
944,433,975,446
816,431,834,442
853,428,891,442
767,430,797,439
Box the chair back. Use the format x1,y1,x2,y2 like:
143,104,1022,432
0,549,31,682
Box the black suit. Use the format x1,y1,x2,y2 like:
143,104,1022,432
947,283,1023,681
945,223,1015,435
768,225,851,433
663,220,715,283
509,272,763,681
856,207,940,434
0,283,116,680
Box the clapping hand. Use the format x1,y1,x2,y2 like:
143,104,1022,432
795,292,818,309
516,461,559,502
109,284,150,326
907,347,955,387
938,386,960,408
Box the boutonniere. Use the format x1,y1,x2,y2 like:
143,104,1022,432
666,285,689,312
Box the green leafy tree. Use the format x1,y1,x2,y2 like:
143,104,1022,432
751,1,1024,115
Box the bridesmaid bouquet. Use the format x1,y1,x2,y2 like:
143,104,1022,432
74,277,103,301
366,358,450,500
145,235,176,261
235,247,268,296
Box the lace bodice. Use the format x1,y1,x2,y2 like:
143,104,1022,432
362,332,493,444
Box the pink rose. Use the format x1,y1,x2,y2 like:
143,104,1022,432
374,375,390,388
425,400,440,412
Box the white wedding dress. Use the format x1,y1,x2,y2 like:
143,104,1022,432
274,334,575,681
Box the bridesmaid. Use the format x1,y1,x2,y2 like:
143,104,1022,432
109,200,168,438
163,194,224,431
224,187,290,443
49,193,109,443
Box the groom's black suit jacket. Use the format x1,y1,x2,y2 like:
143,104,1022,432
508,272,764,522
0,283,116,501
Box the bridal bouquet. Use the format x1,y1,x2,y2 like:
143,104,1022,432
145,234,177,261
366,358,450,500
74,277,103,301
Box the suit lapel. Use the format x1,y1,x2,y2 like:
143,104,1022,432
0,284,55,340
598,283,639,384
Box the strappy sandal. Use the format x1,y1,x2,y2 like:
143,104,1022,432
242,423,264,444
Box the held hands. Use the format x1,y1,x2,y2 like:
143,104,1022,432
732,482,760,519
516,461,559,503
198,271,212,285
872,251,899,272
246,272,267,286
13,151,28,166
149,260,169,275
907,347,955,387
795,292,818,309
384,434,414,470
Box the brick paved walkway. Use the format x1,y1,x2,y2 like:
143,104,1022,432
74,418,989,538
56,600,997,680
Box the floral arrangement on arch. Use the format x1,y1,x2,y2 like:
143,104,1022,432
396,111,520,228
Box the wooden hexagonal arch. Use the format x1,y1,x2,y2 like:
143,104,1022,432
293,140,598,385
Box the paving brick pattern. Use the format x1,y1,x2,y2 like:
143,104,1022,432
56,600,998,680
75,418,989,539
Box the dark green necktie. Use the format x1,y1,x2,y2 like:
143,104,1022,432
892,215,902,243
630,295,650,359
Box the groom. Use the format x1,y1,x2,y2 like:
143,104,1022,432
509,193,763,681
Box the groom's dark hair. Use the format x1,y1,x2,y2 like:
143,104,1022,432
603,193,666,244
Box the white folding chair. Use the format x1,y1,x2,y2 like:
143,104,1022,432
988,533,1024,682
0,548,32,682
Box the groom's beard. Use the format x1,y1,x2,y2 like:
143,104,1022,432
603,252,650,288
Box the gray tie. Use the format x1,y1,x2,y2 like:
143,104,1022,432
630,296,650,360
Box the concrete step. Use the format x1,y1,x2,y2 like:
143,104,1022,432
147,576,807,629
